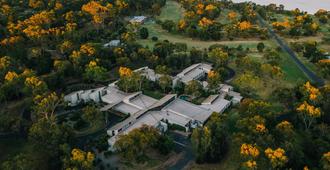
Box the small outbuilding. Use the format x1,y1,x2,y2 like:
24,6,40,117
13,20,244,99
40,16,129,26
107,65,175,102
129,16,147,24
103,40,121,48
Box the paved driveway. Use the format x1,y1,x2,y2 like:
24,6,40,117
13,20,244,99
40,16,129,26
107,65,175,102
168,131,195,170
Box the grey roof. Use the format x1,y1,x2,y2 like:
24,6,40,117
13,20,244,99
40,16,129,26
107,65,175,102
101,87,129,104
176,63,212,84
100,104,117,112
107,94,177,133
150,110,191,127
113,102,141,115
219,84,233,92
202,95,219,105
162,98,213,124
129,94,158,109
201,97,231,113
228,91,241,97
125,113,161,132
108,112,161,145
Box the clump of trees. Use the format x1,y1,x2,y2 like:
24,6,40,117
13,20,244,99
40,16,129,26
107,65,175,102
290,41,330,78
191,113,228,163
0,0,167,169
232,82,330,169
156,0,267,40
233,48,284,97
114,125,174,162
271,9,320,36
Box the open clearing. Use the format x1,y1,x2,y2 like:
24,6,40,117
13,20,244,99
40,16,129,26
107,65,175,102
139,21,268,49
138,0,268,49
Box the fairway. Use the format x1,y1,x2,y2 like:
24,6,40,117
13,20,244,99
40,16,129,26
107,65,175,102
140,21,267,49
138,0,267,49
157,0,184,22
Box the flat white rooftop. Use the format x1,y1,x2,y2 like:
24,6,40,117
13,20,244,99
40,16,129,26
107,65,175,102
130,16,147,23
101,87,129,104
176,63,212,84
108,112,161,146
162,98,213,124
113,103,141,115
201,96,231,113
150,110,191,127
129,94,158,109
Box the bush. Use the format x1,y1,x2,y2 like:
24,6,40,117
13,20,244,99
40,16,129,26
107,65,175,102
151,36,158,41
257,42,265,52
139,27,149,39
160,20,176,32
155,135,174,155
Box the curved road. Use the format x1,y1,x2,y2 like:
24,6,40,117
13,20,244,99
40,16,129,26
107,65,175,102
256,14,325,87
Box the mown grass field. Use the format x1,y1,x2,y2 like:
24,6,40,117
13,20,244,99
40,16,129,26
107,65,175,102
140,21,268,49
157,0,184,22
138,1,267,49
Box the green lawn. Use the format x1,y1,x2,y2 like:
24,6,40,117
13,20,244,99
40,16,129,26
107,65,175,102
140,21,267,49
278,51,309,84
262,40,309,85
228,40,308,100
157,0,184,22
138,1,266,49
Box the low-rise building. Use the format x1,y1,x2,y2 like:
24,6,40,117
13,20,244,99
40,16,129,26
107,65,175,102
201,95,231,113
129,16,147,24
173,63,212,87
103,40,121,48
107,94,176,150
159,98,213,129
64,87,105,106
107,113,168,151
100,86,158,115
64,90,84,106
134,66,163,82
219,84,243,104
63,65,244,151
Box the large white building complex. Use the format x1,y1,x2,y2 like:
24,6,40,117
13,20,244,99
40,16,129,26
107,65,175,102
64,63,243,150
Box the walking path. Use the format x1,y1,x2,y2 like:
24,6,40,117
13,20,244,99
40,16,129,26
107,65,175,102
256,14,325,87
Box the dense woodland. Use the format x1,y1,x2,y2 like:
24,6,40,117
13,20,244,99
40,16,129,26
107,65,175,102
0,0,330,170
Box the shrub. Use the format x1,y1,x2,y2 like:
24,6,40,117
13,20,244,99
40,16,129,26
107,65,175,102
139,27,149,39
151,36,158,41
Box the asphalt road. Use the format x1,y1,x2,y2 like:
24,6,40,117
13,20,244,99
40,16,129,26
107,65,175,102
256,14,325,87
168,131,195,170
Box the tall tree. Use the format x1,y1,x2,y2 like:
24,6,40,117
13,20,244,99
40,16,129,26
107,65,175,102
158,75,172,93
